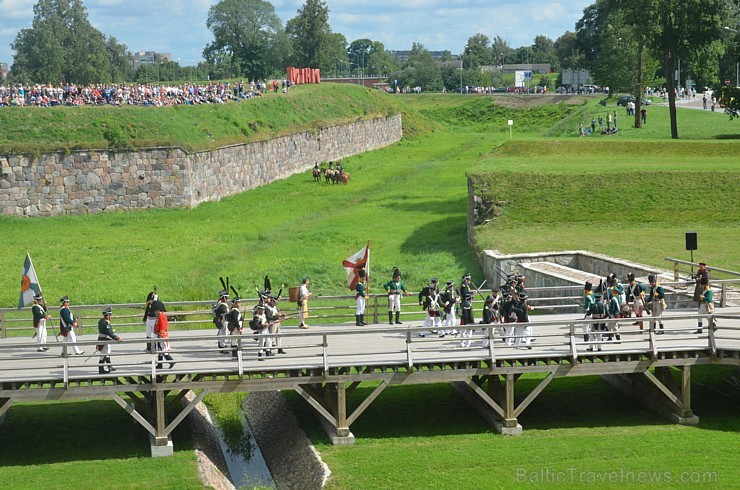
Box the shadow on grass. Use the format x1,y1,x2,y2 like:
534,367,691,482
286,366,740,444
0,399,194,466
399,217,480,271
714,134,740,139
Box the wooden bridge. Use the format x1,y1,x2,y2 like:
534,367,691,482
1,306,738,456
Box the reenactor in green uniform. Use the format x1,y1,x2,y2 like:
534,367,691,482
383,267,409,325
646,275,666,334
694,277,717,334
355,268,367,326
32,293,50,352
96,307,121,374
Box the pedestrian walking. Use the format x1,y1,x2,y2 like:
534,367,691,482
31,293,50,351
153,301,175,369
58,296,84,355
96,307,122,374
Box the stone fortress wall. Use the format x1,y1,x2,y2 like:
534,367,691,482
0,114,402,217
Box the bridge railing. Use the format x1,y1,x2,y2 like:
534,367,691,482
1,312,737,387
2,281,737,339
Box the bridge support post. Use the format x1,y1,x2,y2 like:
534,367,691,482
151,389,174,457
0,397,11,426
602,366,699,425
451,375,523,435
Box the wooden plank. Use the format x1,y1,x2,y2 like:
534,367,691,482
462,378,506,419
346,379,390,426
165,389,208,436
513,372,555,418
112,393,156,436
295,385,337,426
643,370,683,410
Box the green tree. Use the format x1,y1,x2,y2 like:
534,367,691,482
465,33,493,68
10,0,113,84
106,36,134,83
286,0,332,68
322,32,348,75
391,42,442,91
491,36,513,65
532,35,560,71
203,0,286,80
554,31,585,70
644,0,729,138
367,42,399,76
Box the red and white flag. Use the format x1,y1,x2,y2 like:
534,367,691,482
342,242,370,291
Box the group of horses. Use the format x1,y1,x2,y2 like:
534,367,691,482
312,163,350,185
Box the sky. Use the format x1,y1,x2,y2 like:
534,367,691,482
0,0,593,67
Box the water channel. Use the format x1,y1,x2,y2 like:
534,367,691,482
210,405,275,489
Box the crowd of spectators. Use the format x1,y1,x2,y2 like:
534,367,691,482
0,79,291,108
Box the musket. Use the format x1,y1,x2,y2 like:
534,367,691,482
494,265,509,282
472,279,488,302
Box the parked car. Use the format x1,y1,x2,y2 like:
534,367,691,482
617,95,653,106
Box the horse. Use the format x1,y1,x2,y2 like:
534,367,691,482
335,171,350,185
312,167,321,184
323,168,336,184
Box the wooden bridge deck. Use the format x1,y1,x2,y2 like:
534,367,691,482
1,308,739,454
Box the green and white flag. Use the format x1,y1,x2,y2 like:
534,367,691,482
18,252,42,309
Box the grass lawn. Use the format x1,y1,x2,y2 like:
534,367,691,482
0,88,738,488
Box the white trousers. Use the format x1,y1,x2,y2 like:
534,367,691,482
459,328,474,348
258,327,272,353
145,317,157,338
387,293,401,312
269,321,282,348
516,325,532,346
36,318,47,346
218,320,229,347
63,330,83,354
423,311,441,329
356,296,366,315
444,310,457,328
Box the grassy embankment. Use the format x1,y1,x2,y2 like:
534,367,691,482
0,86,738,488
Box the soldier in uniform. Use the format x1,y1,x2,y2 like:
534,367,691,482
143,288,159,353
626,273,646,330
253,305,273,359
439,280,458,337
152,301,175,369
265,294,286,354
606,285,622,341
694,277,717,334
459,274,476,348
58,296,84,356
418,277,441,337
514,292,533,349
96,307,122,374
31,293,50,352
213,290,230,351
479,294,499,349
585,292,606,352
500,291,516,345
693,263,711,304
228,296,244,358
583,281,595,343
646,275,666,334
383,268,409,325
355,268,367,326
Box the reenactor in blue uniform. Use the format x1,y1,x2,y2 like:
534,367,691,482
96,307,121,374
439,280,458,337
213,290,230,351
228,297,243,358
418,277,441,337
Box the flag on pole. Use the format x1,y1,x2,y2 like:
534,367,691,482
18,252,42,309
342,242,370,291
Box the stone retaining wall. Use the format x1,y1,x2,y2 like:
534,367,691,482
244,391,330,489
0,114,402,217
